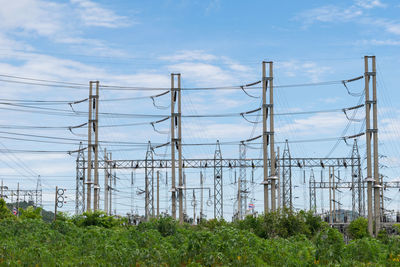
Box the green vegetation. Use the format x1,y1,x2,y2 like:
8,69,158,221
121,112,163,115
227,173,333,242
0,201,399,266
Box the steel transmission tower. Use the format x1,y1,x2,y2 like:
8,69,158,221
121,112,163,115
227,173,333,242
238,143,248,219
75,142,85,214
145,141,154,220
309,169,316,212
351,139,362,219
35,175,42,208
214,140,223,219
282,140,292,210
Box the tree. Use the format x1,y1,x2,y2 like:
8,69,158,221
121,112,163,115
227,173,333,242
348,217,369,239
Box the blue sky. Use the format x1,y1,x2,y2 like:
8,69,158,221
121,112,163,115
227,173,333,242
0,0,399,219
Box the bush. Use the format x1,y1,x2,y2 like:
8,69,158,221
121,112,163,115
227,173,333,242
70,211,123,228
137,215,178,237
344,238,386,264
0,198,14,220
348,217,369,239
18,206,42,220
315,227,344,264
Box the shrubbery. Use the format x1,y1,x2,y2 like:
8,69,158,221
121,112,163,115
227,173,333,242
0,204,399,265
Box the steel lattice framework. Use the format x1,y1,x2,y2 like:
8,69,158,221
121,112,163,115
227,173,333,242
309,169,316,212
77,157,358,170
239,143,247,219
75,142,85,215
282,140,292,209
145,142,154,220
214,141,223,219
351,139,363,219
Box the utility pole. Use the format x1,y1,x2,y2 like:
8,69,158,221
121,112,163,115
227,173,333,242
329,167,332,224
93,81,100,211
104,148,108,214
131,171,134,215
113,171,116,215
192,190,196,224
86,81,93,212
371,56,380,235
1,179,3,199
108,153,113,215
237,171,241,219
16,183,20,218
177,74,183,224
170,73,177,220
268,61,277,212
157,170,160,217
200,171,204,220
262,61,269,213
333,167,336,222
54,186,58,221
183,172,187,219
277,147,281,209
365,56,379,235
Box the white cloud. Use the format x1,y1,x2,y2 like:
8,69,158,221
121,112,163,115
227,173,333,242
355,0,386,9
167,62,236,86
276,113,347,137
184,122,251,140
357,39,400,45
297,0,399,37
0,0,64,37
298,5,363,25
160,50,217,62
277,60,332,82
70,0,131,28
0,0,131,57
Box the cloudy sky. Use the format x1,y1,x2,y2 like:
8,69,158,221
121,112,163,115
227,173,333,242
0,0,399,219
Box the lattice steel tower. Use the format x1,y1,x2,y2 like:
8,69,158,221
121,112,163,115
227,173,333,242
351,139,362,219
35,175,42,208
239,143,248,219
75,142,85,214
214,140,223,219
145,141,154,220
309,169,316,212
282,140,292,209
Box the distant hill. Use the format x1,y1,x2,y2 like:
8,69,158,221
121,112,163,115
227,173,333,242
6,201,55,222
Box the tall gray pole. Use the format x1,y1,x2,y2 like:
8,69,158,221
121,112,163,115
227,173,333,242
365,56,374,235
177,74,184,223
170,74,177,219
372,56,380,234
277,147,281,209
104,148,108,214
329,167,332,224
17,183,20,217
157,171,160,217
332,167,336,222
93,81,100,211
87,82,93,211
54,186,57,221
269,62,276,211
200,171,203,220
262,61,269,213
109,153,112,215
